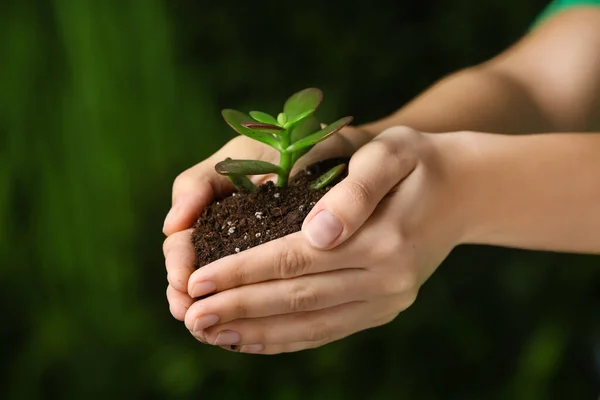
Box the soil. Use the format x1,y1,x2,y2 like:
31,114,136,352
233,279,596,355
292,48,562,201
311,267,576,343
191,157,349,269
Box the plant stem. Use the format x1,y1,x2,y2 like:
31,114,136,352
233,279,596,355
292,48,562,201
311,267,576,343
277,131,292,187
277,152,291,186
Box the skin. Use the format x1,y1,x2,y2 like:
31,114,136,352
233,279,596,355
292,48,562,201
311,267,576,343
162,8,600,354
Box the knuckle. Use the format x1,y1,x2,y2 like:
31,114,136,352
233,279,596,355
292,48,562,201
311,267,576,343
344,177,374,208
369,128,421,169
230,262,249,286
172,170,212,200
380,125,420,140
232,297,248,318
172,171,193,193
367,231,402,263
359,138,401,164
306,321,332,343
372,138,399,158
381,268,418,296
286,286,319,312
367,234,420,297
275,239,311,278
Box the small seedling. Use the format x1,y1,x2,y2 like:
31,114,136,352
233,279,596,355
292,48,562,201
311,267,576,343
215,88,352,192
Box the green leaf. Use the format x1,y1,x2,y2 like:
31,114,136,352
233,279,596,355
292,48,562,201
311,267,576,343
222,109,282,150
289,116,321,165
277,112,287,126
250,111,279,125
226,175,257,193
215,158,284,176
310,164,346,190
241,122,285,135
285,116,353,153
290,115,320,142
283,88,323,125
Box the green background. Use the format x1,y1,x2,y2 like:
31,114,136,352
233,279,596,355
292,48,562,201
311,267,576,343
2,0,599,399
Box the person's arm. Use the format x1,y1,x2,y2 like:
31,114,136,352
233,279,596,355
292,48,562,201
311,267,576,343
455,131,600,254
163,5,600,353
357,7,600,136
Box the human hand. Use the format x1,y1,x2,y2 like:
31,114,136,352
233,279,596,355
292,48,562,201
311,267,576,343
182,127,473,354
163,126,373,321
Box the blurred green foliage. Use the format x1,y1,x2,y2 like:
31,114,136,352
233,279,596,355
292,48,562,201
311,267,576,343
1,0,599,399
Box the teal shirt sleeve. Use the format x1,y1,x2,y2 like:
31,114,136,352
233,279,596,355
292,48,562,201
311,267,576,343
533,0,600,28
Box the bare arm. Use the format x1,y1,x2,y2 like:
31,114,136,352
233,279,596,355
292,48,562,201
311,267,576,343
431,131,598,254
358,7,600,136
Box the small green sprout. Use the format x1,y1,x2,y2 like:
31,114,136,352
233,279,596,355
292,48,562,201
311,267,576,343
216,88,353,192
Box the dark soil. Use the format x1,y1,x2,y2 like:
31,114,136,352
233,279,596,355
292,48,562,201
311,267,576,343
192,157,349,268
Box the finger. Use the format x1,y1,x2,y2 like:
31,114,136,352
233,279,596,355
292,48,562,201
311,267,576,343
163,229,197,292
219,342,316,354
200,342,315,354
163,158,223,236
238,342,317,354
166,284,194,321
163,138,278,236
184,269,380,331
187,231,361,298
302,127,419,249
197,300,393,348
219,341,332,354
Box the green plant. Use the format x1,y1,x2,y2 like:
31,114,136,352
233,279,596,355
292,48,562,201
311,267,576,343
215,88,353,192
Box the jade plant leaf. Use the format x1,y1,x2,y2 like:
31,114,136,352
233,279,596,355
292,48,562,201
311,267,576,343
285,116,353,153
290,115,320,142
226,175,257,193
250,111,279,125
222,109,282,150
289,116,321,165
215,158,284,176
241,122,285,135
277,112,287,126
283,88,323,125
310,164,346,190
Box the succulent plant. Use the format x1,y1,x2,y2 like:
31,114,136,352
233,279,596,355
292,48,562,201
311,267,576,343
215,88,353,192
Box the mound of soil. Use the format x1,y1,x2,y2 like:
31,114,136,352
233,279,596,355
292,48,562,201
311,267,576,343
192,157,349,268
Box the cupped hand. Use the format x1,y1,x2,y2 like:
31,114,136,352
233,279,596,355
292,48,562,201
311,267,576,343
163,126,373,321
182,127,473,354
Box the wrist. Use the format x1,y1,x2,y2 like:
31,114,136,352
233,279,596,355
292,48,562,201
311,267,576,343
426,130,488,246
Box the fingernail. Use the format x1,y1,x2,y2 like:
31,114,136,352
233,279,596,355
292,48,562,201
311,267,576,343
193,314,220,332
242,344,264,353
303,209,343,249
191,281,216,298
213,330,241,346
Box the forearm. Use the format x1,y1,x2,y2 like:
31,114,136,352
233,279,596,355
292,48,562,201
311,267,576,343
359,66,553,135
358,8,600,137
454,132,600,254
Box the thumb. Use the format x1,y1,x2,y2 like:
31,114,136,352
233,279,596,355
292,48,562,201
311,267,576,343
301,129,418,249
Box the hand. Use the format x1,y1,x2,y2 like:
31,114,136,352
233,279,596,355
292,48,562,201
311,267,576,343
182,127,472,354
163,126,373,321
